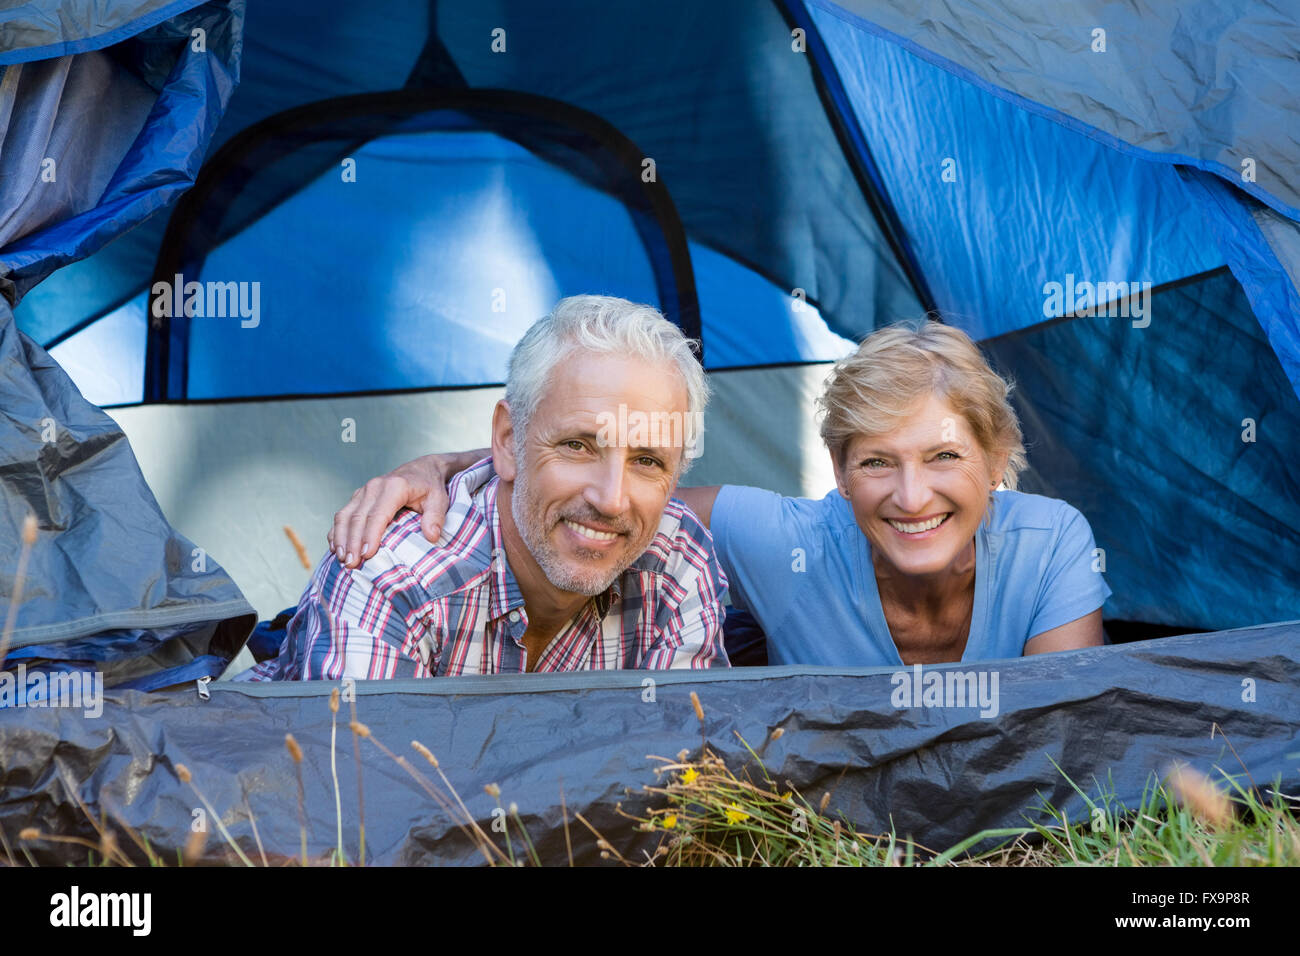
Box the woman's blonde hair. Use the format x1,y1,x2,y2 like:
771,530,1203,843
817,319,1028,489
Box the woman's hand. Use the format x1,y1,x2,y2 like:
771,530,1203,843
327,449,488,568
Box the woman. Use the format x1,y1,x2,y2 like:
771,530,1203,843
329,320,1108,666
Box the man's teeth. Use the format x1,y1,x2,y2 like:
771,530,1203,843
564,519,619,541
886,514,950,534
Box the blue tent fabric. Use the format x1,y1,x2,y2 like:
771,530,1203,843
983,268,1300,631
3,620,1296,864
809,3,1226,341
0,0,208,65
1,1,254,680
0,298,256,668
816,0,1300,219
1180,170,1300,401
18,0,924,355
0,0,243,310
812,0,1300,398
6,0,1299,643
1,0,1299,863
154,115,859,402
15,0,426,347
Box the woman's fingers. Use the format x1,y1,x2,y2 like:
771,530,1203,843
331,477,417,567
328,453,465,567
401,454,455,542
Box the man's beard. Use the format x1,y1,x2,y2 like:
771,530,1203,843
510,457,636,597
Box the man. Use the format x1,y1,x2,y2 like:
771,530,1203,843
248,295,728,680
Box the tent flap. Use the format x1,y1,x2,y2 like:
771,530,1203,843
2,621,1295,864
0,298,255,657
0,0,243,308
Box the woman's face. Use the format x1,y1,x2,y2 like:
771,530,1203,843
834,392,1006,580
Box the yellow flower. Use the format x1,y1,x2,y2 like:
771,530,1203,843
724,803,750,825
779,791,792,802
662,814,678,829
680,767,699,784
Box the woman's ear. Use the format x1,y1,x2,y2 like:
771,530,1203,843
491,400,518,482
991,449,1011,489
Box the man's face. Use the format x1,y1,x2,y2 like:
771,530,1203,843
499,350,689,597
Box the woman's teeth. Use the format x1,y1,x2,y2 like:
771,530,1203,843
564,519,619,541
885,513,950,534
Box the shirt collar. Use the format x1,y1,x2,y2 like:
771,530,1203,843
452,457,626,622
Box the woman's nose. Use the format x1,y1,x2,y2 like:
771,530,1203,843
892,463,931,514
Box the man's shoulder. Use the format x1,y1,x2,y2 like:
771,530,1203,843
629,497,721,580
356,469,497,599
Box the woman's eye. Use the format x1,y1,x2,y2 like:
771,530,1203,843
935,451,959,460
563,440,586,452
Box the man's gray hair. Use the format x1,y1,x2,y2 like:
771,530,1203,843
505,295,708,472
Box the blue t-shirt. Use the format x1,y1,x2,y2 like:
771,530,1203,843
710,485,1112,666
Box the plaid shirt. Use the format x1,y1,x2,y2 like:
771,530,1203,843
245,458,729,680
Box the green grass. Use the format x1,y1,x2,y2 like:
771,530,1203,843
624,736,1300,867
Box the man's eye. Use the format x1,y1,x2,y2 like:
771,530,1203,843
935,451,960,460
636,455,663,469
862,458,888,469
563,440,587,452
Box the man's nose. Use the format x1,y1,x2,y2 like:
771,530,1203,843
584,454,629,516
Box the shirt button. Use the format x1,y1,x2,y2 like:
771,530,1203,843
508,610,521,623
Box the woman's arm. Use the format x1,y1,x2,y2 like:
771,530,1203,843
1023,608,1104,655
673,486,722,529
328,452,723,569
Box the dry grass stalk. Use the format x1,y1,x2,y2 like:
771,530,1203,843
179,762,254,867
348,692,367,865
286,733,309,865
284,525,312,570
1167,765,1233,830
329,688,344,863
408,739,503,864
0,514,40,669
243,794,269,867
411,740,437,768
354,729,507,865
183,825,207,864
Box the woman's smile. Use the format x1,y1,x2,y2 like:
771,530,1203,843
883,512,952,536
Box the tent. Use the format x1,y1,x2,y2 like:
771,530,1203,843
1,0,1297,862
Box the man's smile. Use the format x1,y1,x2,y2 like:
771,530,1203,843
562,517,623,543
